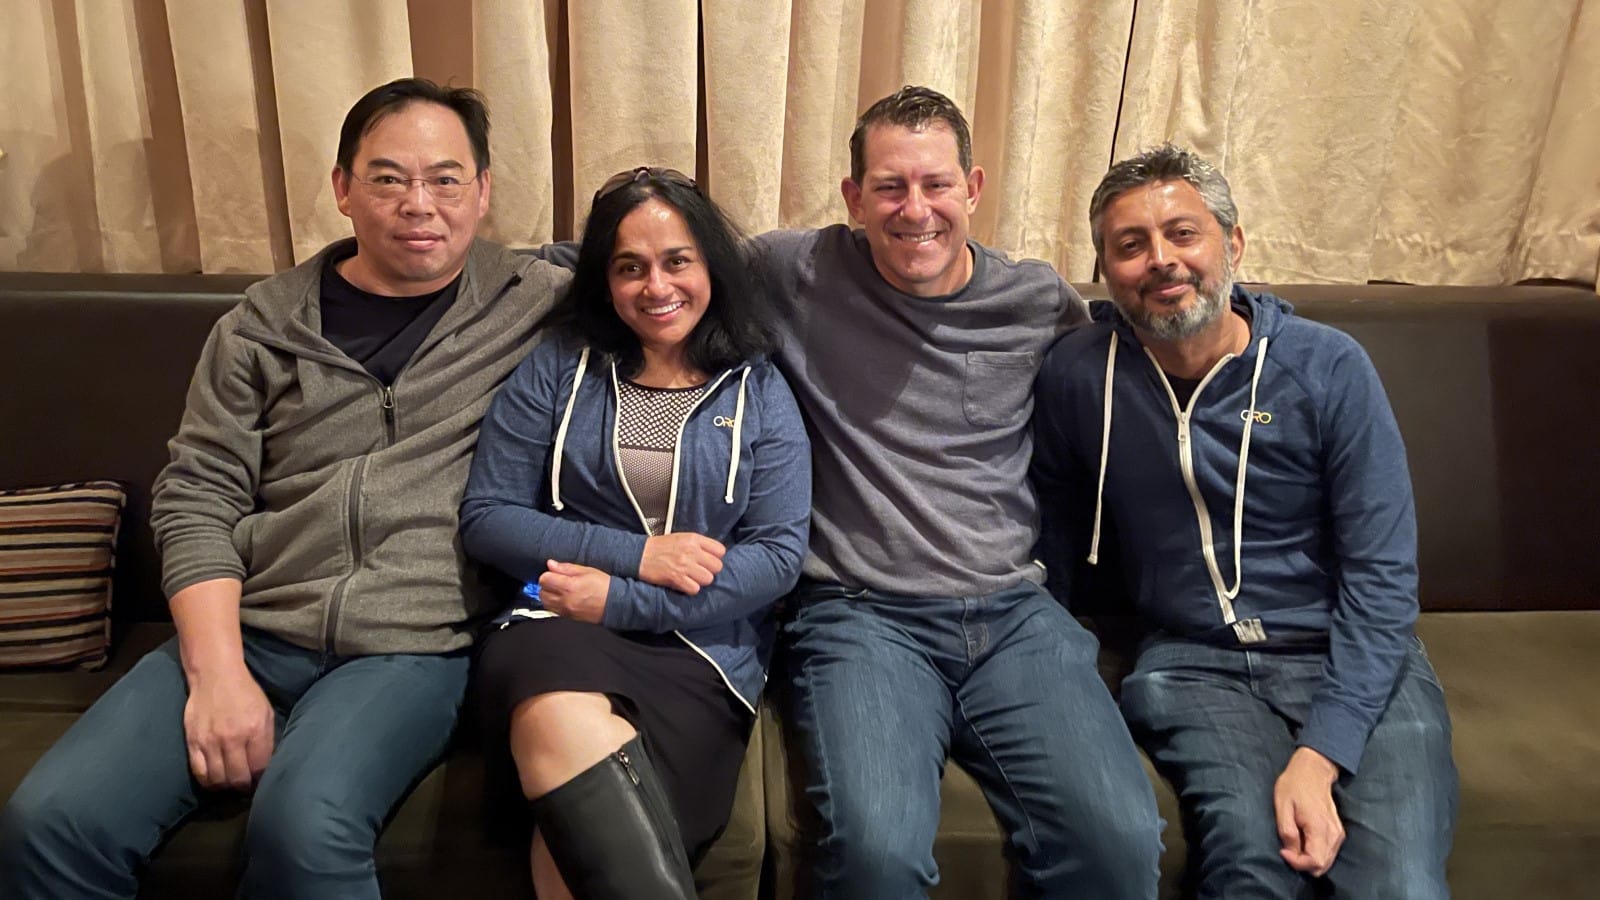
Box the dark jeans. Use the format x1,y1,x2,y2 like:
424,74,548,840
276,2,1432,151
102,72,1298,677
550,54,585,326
0,628,469,900
1121,636,1457,899
779,579,1162,899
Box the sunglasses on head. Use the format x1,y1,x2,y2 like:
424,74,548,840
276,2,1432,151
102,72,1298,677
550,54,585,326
593,166,697,202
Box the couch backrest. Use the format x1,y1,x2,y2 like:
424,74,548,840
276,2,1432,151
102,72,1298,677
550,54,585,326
2,275,1595,624
1281,284,1600,612
0,273,260,623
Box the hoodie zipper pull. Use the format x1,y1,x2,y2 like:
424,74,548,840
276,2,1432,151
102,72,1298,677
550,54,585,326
380,386,397,443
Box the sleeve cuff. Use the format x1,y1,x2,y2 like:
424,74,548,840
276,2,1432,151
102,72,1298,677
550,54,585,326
588,530,648,579
1298,701,1373,776
601,577,648,631
162,563,247,601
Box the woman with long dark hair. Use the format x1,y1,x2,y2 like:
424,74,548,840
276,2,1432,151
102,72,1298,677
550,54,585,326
460,167,810,899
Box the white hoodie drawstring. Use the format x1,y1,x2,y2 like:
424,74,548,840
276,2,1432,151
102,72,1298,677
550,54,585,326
1086,332,1272,607
1221,336,1269,600
549,346,590,511
1087,333,1119,565
552,351,748,515
724,368,751,503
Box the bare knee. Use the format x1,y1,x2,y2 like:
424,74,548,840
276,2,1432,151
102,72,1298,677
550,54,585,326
508,691,636,799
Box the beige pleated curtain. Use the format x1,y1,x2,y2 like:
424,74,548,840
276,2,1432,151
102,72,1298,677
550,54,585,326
4,0,1596,287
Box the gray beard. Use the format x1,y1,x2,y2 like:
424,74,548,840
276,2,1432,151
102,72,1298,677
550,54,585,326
1115,258,1234,341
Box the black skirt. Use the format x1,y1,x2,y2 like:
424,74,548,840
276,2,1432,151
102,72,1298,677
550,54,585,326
473,616,753,859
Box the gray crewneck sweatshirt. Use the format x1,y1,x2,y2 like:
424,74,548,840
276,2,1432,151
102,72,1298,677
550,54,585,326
752,226,1086,598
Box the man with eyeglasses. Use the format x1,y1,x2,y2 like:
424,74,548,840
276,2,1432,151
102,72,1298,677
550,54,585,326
0,78,570,899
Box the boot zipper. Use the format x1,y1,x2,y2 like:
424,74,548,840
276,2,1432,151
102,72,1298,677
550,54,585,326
616,748,641,786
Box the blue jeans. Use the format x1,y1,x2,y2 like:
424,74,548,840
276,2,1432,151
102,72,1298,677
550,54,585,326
1120,636,1457,899
778,580,1162,899
0,628,469,900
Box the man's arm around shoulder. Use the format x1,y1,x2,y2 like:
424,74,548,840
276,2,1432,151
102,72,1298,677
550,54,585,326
1055,275,1090,334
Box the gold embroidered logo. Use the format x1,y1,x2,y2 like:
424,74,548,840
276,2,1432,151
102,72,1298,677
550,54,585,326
1240,409,1273,424
713,415,737,428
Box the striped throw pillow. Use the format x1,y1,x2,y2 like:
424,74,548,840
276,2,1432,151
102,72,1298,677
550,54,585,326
0,481,125,669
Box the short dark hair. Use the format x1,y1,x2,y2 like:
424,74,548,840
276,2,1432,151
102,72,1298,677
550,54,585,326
545,170,774,378
1089,144,1238,256
335,78,490,174
849,85,973,182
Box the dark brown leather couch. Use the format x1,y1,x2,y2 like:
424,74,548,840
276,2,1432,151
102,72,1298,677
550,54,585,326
2,273,1596,899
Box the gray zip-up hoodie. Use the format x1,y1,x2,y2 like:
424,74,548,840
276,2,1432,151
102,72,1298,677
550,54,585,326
152,238,571,656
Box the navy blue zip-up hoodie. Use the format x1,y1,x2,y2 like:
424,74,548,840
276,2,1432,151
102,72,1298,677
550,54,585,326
1033,286,1418,773
460,336,812,712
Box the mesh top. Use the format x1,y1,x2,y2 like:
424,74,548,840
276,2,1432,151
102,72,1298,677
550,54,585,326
616,379,709,534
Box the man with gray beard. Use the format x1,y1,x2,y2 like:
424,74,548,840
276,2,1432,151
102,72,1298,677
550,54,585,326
1031,145,1457,898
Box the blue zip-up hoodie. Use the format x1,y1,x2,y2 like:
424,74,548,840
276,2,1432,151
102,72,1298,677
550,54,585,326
460,336,812,712
1033,286,1418,774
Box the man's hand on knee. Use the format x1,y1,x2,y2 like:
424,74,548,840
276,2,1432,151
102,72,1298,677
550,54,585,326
182,665,275,792
1274,746,1344,877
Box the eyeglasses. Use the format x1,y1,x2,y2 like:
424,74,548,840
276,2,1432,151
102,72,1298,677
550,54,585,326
348,171,482,202
593,166,697,202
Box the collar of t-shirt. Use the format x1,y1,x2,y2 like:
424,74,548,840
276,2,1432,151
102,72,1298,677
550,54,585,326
319,247,462,386
1161,298,1253,409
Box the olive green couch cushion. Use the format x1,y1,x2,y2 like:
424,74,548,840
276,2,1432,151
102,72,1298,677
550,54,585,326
0,624,768,900
759,610,1600,899
1422,611,1600,899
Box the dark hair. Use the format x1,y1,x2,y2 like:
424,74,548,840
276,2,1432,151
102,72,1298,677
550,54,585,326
335,78,490,174
1088,144,1238,256
545,171,774,377
849,85,973,182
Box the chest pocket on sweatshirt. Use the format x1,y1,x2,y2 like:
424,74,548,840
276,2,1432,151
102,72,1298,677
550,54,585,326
963,351,1037,428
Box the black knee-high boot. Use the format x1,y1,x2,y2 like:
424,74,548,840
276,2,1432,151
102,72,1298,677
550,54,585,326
530,734,697,899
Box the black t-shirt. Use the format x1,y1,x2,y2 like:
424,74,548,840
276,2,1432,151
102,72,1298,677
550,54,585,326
319,248,461,386
1163,300,1253,409
1167,374,1203,409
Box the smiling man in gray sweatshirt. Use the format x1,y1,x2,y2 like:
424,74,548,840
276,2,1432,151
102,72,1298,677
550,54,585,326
0,78,570,899
755,86,1162,899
